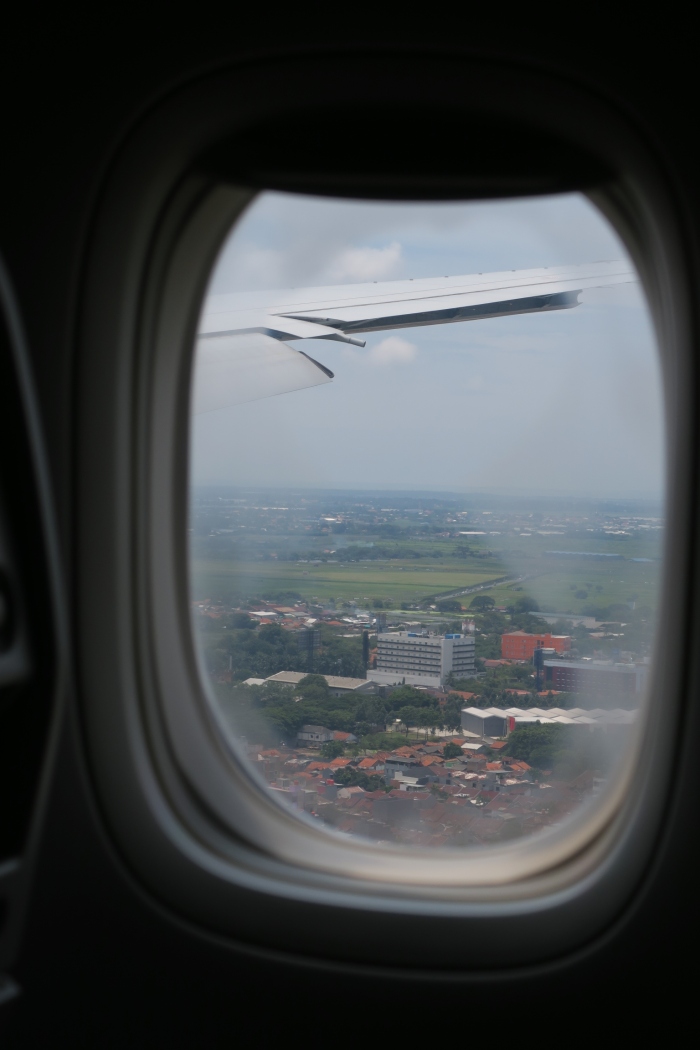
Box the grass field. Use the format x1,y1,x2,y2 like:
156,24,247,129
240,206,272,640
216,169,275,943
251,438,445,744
191,559,506,605
192,524,663,613
467,559,660,614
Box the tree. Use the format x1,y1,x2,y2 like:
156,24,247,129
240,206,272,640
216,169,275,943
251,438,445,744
504,723,569,766
221,622,304,679
475,632,502,659
443,741,463,759
397,707,418,735
437,598,462,613
386,685,438,712
511,596,540,613
295,673,330,703
320,739,345,760
470,595,495,611
332,767,385,791
354,697,387,730
314,626,365,678
228,612,256,629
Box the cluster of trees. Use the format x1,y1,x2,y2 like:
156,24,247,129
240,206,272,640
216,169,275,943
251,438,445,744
319,740,346,760
578,599,653,622
330,767,385,791
383,686,463,737
203,621,367,681
504,723,612,776
214,675,467,748
451,545,495,560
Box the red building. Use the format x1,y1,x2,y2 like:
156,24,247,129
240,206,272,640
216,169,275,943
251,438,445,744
501,631,571,661
543,659,645,697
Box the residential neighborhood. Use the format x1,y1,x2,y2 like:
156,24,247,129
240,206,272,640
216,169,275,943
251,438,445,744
242,713,611,848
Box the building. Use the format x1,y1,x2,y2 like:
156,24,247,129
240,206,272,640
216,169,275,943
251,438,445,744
264,671,376,696
543,659,648,698
368,631,476,688
501,631,571,661
332,731,358,744
461,708,510,739
296,725,334,745
461,704,638,740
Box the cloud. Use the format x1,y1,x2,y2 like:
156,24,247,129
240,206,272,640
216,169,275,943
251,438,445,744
327,242,402,282
368,336,418,366
211,244,286,291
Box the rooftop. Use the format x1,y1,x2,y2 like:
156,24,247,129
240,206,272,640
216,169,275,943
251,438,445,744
543,659,645,673
265,671,370,690
462,705,637,725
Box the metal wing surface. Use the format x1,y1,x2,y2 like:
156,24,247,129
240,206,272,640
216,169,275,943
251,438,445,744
194,261,634,413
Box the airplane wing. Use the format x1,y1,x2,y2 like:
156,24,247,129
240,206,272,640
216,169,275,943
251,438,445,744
193,261,634,414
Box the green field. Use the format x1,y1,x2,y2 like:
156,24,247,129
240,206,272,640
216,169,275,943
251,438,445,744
191,559,505,605
471,559,659,615
191,522,663,614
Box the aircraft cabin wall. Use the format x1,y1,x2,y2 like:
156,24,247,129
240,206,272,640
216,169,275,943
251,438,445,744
0,18,698,1043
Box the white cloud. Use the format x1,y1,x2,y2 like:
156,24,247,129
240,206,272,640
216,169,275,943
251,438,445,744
327,242,402,282
368,336,418,366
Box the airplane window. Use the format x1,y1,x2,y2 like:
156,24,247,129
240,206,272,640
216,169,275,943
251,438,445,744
188,191,663,869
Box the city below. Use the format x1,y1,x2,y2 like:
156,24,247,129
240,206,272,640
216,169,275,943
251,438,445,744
191,487,660,849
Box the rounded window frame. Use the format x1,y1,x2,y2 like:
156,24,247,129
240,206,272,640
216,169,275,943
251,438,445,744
77,53,694,969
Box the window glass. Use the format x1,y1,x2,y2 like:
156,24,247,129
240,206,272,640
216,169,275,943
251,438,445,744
189,192,663,854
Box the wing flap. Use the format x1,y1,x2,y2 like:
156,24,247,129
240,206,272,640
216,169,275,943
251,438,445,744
192,332,333,415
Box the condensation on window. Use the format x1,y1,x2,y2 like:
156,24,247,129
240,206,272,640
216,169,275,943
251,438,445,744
189,192,663,854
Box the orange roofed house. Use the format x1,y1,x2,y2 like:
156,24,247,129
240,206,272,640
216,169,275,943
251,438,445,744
501,631,571,661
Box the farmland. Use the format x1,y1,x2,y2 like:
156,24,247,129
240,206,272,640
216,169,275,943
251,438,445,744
191,557,507,606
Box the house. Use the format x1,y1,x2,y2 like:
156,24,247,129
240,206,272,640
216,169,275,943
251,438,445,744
384,753,423,778
357,756,383,770
296,725,334,745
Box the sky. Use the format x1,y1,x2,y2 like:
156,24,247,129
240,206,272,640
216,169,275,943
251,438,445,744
191,192,665,501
